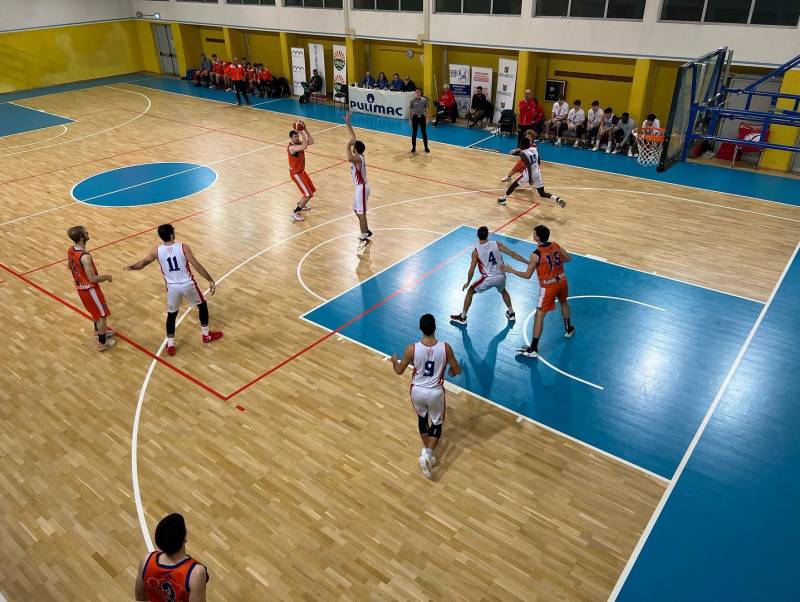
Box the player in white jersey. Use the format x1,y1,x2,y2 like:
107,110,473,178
125,223,223,356
392,314,461,478
450,226,527,325
497,138,565,207
344,112,373,252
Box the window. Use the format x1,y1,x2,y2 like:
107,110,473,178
227,0,276,4
284,0,341,6
436,0,521,14
661,0,800,24
176,0,219,3
534,0,645,18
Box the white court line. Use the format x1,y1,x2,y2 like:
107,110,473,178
0,124,68,147
0,202,75,228
568,295,667,312
0,86,151,159
7,100,74,122
296,227,445,301
466,132,497,148
250,98,283,108
130,190,499,550
608,240,800,601
125,82,800,209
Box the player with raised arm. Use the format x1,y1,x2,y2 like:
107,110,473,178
501,128,537,183
392,314,461,478
502,224,575,358
288,121,316,221
497,138,565,208
125,224,222,356
450,226,527,325
344,112,373,252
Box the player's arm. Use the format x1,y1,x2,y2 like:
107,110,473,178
80,253,112,283
444,343,462,377
134,553,148,601
502,251,539,279
391,343,414,375
303,126,314,147
183,244,216,295
344,113,356,162
188,564,208,602
559,248,573,263
462,250,478,291
125,248,158,271
496,241,526,263
519,151,534,179
509,148,521,156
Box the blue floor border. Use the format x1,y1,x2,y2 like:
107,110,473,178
5,73,800,206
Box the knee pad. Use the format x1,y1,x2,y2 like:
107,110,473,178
197,301,209,325
166,311,178,335
418,414,429,435
427,422,443,439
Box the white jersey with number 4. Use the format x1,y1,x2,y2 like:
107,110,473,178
158,242,193,286
476,240,503,276
411,341,446,389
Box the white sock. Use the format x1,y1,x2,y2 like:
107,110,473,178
461,311,467,319
425,447,434,457
201,326,209,336
167,337,175,346
508,306,514,314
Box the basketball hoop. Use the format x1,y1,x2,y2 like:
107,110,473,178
634,128,666,167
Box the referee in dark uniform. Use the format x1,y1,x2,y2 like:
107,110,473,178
408,88,430,153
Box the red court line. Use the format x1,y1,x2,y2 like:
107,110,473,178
223,201,541,400
0,261,226,400
20,160,348,276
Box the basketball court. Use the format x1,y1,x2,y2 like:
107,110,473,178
2,51,800,601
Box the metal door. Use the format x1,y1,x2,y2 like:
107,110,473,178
153,24,179,76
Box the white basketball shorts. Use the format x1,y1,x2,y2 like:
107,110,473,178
515,168,544,189
473,273,506,293
166,280,205,313
411,385,445,426
353,184,370,215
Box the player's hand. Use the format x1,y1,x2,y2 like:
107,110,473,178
462,282,470,291
208,280,216,295
448,363,459,377
391,353,398,365
344,112,351,125
501,264,511,273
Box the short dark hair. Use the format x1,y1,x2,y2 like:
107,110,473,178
558,95,565,101
604,107,613,113
157,224,175,242
476,86,483,91
622,112,630,118
354,140,365,154
520,138,531,149
534,224,550,242
573,99,581,106
67,226,86,243
155,513,187,555
419,314,436,336
289,130,299,138
591,100,600,106
477,226,489,241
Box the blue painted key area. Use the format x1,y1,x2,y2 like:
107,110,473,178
71,162,217,207
304,226,761,478
0,102,73,137
618,247,800,602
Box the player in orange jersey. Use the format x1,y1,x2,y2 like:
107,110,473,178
288,122,316,221
502,224,575,358
501,128,538,182
135,513,208,602
66,226,115,352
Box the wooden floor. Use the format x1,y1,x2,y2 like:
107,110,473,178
1,84,798,601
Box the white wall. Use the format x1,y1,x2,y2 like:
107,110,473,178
134,0,800,67
0,0,134,32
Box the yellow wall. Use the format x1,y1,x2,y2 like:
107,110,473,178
135,21,160,74
761,69,800,171
248,30,283,76
0,20,144,92
649,60,680,124
369,40,424,91
199,27,226,59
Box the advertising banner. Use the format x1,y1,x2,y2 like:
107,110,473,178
448,63,471,118
348,87,414,120
494,58,518,122
290,47,306,97
332,44,347,94
308,43,326,97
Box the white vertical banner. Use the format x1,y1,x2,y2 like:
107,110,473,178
290,47,307,97
471,66,493,120
449,63,471,118
332,44,347,94
308,43,326,97
494,58,518,122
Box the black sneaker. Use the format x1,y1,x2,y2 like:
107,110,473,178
558,198,566,208
366,229,373,238
411,148,416,153
424,148,430,153
506,310,516,321
450,313,467,325
497,197,507,205
564,326,576,338
516,345,538,358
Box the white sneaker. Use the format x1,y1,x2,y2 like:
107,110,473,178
555,138,562,146
612,149,620,154
606,147,612,154
501,176,511,182
591,145,599,152
357,238,371,252
428,453,437,467
573,141,580,148
419,455,432,478
627,149,633,157
291,212,304,221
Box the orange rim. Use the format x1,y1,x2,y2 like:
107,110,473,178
635,127,666,143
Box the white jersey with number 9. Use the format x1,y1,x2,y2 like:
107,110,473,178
411,341,446,389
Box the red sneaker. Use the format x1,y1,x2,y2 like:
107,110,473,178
202,331,223,344
166,344,176,356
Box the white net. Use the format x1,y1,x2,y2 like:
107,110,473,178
635,128,665,167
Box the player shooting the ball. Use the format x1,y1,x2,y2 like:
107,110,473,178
344,112,373,252
288,120,316,222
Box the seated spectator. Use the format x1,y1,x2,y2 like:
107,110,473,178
467,86,489,128
257,64,273,97
246,62,257,95
593,106,616,152
194,53,212,87
389,73,403,91
210,56,224,88
566,99,586,148
300,69,323,104
642,113,660,130
402,76,416,92
376,72,389,90
361,70,375,88
223,59,235,91
613,112,637,156
547,95,569,145
433,84,458,126
585,100,603,149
